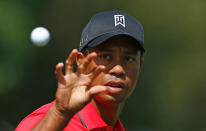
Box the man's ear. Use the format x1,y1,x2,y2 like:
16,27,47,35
140,57,144,68
76,52,84,66
138,57,144,74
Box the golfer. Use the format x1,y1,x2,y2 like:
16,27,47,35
16,10,145,131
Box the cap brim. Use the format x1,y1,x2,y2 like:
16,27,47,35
87,32,145,52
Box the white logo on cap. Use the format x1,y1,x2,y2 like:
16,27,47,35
114,15,125,27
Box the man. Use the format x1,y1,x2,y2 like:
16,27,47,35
16,10,145,131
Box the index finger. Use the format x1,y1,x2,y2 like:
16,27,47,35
65,49,78,74
78,52,97,74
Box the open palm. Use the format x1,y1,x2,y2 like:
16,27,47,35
54,49,106,116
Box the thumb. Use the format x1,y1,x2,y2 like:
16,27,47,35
89,85,107,96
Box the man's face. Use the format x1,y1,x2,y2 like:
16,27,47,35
87,35,143,104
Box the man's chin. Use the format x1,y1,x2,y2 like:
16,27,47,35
93,93,126,105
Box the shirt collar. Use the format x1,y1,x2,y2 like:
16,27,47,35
78,102,125,131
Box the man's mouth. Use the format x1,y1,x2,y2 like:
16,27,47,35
105,81,125,94
105,81,123,88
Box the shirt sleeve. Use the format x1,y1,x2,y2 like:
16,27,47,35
15,102,53,131
15,113,46,131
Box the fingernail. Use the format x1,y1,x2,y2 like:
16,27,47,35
58,62,63,66
91,52,97,56
73,49,78,52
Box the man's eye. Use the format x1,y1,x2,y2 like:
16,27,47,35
125,56,136,62
100,54,112,60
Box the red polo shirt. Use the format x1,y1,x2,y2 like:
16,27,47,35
15,101,125,131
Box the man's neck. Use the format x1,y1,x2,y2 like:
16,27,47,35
91,99,125,127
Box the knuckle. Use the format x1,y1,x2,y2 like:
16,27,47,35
65,60,69,64
88,73,93,78
67,66,72,70
79,65,84,70
88,56,94,61
84,60,89,65
95,67,103,74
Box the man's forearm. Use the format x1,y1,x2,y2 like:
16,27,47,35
31,102,73,131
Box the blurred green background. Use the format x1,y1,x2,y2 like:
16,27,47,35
0,0,205,130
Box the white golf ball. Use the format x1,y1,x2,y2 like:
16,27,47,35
30,27,50,47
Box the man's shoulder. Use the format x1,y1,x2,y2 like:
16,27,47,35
15,101,54,131
15,101,86,131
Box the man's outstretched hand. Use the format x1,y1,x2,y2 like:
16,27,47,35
31,49,107,131
54,49,106,117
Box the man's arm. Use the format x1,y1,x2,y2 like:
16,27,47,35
31,103,71,131
31,49,107,131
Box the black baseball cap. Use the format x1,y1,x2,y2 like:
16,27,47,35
79,10,145,53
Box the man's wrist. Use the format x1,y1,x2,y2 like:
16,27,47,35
51,102,74,121
31,102,73,131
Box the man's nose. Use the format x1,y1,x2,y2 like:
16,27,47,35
109,65,126,77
